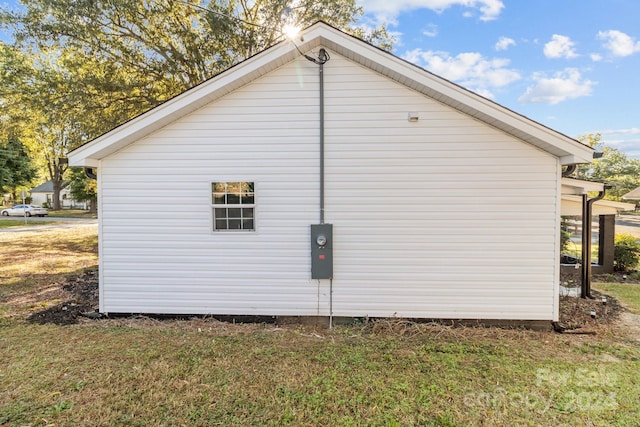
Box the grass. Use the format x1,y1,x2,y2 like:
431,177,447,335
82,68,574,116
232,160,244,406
594,283,640,314
46,209,96,218
0,219,53,228
2,321,639,426
0,226,98,316
1,227,640,426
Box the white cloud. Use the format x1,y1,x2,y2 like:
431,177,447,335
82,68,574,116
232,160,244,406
595,133,640,158
495,36,515,51
543,34,578,59
600,127,640,136
597,30,640,57
422,23,438,37
518,68,595,105
590,53,603,62
403,49,521,98
358,0,504,23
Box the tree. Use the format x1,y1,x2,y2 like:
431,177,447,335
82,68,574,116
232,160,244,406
68,167,97,213
1,43,86,209
3,0,393,138
576,133,640,201
0,137,37,197
1,1,393,208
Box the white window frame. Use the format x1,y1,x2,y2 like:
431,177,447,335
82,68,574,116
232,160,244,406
211,181,255,232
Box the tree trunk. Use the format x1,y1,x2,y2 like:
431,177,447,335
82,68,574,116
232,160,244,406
89,198,97,214
52,178,63,210
47,157,67,211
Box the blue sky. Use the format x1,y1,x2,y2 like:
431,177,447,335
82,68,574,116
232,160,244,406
2,0,639,158
358,0,640,158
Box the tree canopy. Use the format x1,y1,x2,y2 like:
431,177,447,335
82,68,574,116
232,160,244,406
68,167,97,212
0,137,37,194
577,133,640,201
0,0,393,207
3,0,392,137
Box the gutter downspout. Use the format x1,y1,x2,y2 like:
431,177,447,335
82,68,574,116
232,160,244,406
562,164,577,177
581,189,607,298
84,168,97,180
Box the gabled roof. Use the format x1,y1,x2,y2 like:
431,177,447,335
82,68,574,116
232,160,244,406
623,186,640,200
68,21,594,167
30,180,69,193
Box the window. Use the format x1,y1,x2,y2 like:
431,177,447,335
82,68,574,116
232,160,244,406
212,182,255,231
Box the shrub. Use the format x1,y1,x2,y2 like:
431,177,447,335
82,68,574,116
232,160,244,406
560,216,572,253
614,233,640,272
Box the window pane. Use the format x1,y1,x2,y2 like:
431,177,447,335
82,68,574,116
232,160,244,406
227,182,241,193
242,193,254,204
227,193,240,204
212,181,255,231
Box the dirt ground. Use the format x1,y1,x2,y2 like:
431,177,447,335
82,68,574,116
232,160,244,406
22,269,638,335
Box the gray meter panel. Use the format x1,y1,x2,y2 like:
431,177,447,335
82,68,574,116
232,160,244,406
311,224,333,279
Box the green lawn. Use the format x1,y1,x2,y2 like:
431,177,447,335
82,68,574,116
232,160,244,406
1,228,639,426
594,283,640,314
0,219,53,228
46,209,96,219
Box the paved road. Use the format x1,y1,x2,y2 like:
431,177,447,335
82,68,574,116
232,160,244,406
0,216,97,233
616,216,640,238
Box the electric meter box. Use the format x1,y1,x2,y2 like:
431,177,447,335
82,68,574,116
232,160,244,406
311,224,333,279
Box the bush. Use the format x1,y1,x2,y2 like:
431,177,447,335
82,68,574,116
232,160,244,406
614,233,640,272
560,216,572,253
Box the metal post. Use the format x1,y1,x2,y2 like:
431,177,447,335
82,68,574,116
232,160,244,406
581,190,606,298
318,48,327,224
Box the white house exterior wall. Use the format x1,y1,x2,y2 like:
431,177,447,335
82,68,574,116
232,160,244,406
98,53,559,320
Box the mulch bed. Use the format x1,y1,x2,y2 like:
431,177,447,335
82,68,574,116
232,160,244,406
26,269,99,326
558,289,623,331
24,269,636,331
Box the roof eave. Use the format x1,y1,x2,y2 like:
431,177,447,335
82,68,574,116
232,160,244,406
68,21,595,166
309,25,594,164
68,37,299,166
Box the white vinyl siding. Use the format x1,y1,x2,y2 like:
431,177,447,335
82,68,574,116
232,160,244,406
98,52,559,320
320,56,557,320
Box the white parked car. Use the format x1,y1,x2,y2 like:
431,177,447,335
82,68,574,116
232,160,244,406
1,204,49,217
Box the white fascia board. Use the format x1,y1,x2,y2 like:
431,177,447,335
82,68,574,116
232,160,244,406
562,195,635,215
68,40,298,166
68,22,594,166
561,177,605,195
311,25,594,164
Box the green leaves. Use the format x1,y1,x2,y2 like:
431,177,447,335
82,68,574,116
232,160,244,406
0,0,393,200
0,138,37,192
577,133,640,200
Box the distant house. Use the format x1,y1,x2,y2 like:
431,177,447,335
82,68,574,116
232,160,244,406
30,180,87,209
623,186,640,201
69,22,598,323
